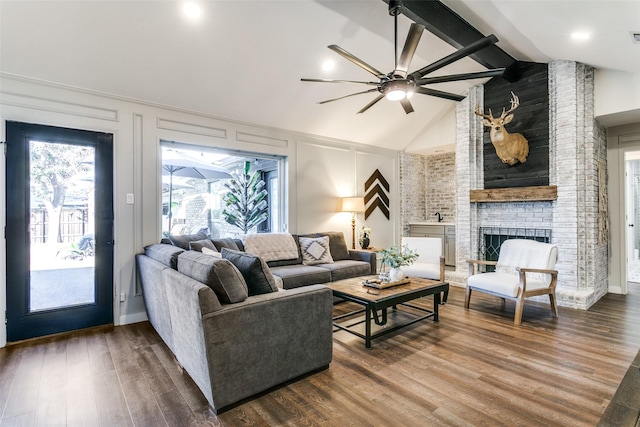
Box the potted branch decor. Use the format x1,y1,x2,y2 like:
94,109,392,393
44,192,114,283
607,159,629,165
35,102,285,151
222,161,268,234
380,245,418,282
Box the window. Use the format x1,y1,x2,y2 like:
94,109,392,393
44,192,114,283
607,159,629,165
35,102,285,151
160,141,286,239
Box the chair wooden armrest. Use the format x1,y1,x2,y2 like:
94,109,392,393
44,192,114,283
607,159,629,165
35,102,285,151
466,259,497,266
516,267,558,275
516,267,559,295
466,259,497,276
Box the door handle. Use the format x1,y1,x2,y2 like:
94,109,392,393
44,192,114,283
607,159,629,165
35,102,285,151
630,224,635,227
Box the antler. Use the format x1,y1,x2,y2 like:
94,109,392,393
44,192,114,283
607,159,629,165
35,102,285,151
474,105,493,120
500,91,520,118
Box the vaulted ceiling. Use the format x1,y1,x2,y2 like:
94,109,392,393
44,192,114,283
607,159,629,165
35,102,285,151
1,1,638,154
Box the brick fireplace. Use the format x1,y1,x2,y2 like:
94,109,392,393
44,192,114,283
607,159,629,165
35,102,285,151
455,60,608,309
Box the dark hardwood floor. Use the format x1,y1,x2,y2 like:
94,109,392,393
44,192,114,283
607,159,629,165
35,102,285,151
1,284,639,426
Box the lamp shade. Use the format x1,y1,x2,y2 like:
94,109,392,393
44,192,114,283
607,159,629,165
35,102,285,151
341,197,365,213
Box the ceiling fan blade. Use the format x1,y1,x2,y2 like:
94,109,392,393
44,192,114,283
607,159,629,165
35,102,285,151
408,34,499,80
328,45,386,79
415,87,466,102
416,68,505,85
318,89,379,105
400,98,414,114
396,23,424,76
357,94,385,114
301,78,379,86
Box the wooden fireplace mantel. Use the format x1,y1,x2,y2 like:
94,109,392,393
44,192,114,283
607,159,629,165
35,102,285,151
469,185,558,203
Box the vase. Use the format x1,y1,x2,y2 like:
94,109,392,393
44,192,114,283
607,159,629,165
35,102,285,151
361,236,370,249
389,267,404,282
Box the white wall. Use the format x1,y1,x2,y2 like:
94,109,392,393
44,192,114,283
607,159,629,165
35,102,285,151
595,70,640,126
402,106,457,155
294,138,399,250
0,73,399,347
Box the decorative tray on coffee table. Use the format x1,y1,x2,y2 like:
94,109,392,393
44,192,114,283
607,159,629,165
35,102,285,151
362,278,410,289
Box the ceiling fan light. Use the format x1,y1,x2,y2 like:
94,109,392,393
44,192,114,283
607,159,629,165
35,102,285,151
385,89,406,101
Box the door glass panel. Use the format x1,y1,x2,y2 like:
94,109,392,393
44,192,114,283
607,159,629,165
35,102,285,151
29,140,95,312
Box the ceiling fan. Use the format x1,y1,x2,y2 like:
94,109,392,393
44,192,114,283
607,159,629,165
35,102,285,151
301,0,505,114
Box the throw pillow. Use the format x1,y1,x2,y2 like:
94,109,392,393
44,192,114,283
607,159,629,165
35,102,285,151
168,231,208,250
221,248,278,296
144,244,183,269
299,236,334,265
177,251,248,304
201,247,222,258
317,231,350,260
211,238,241,252
189,239,216,252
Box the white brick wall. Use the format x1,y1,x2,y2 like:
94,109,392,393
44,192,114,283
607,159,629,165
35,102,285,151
399,151,456,232
401,62,608,308
454,61,606,309
426,153,456,222
399,152,426,236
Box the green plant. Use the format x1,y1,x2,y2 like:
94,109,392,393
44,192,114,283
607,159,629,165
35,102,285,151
222,161,268,234
379,245,418,268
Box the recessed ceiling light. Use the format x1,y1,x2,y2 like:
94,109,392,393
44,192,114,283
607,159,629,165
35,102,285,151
183,2,202,20
571,31,590,41
322,60,336,72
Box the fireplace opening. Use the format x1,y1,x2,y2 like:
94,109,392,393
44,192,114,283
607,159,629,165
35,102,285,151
479,227,552,271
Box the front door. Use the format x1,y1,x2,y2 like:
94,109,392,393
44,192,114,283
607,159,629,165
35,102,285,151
5,122,114,342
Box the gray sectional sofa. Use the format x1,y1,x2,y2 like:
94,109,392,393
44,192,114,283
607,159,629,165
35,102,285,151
137,231,375,413
164,230,377,289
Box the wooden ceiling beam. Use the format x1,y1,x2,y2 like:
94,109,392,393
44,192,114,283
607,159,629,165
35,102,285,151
383,0,517,70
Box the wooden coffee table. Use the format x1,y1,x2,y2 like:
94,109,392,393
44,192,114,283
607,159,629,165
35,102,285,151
327,276,449,349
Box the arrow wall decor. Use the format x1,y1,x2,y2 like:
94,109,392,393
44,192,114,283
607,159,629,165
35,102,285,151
364,169,390,220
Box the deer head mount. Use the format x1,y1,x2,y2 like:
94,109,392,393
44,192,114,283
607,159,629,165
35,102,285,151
475,91,529,166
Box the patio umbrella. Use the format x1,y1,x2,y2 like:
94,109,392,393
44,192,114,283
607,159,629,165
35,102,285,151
162,150,231,232
162,175,194,193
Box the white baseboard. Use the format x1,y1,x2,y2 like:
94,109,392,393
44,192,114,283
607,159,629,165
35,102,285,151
119,311,148,326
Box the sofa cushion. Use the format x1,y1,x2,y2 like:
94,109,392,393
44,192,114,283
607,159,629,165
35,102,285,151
144,243,184,269
233,238,245,251
189,239,217,252
299,236,334,266
242,233,299,262
269,265,332,289
317,231,351,261
177,251,248,304
168,231,209,250
211,238,241,252
315,260,372,281
221,248,278,296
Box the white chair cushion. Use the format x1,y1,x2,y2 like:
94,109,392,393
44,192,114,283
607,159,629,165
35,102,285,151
467,272,550,297
402,262,441,280
495,239,558,287
401,237,442,265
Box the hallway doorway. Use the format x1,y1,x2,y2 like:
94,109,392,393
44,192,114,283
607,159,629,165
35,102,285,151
625,150,640,284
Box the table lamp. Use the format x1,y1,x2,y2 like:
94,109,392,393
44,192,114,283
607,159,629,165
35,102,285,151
341,197,365,249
